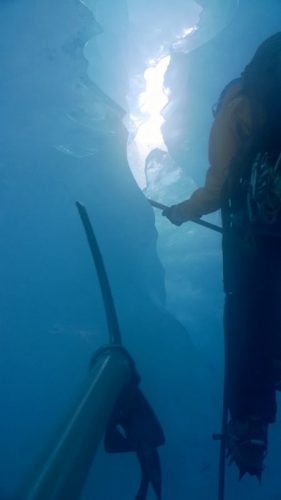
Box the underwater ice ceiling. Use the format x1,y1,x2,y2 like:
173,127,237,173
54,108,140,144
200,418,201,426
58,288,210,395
85,0,240,189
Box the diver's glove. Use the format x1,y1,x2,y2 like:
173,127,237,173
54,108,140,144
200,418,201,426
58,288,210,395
162,199,197,226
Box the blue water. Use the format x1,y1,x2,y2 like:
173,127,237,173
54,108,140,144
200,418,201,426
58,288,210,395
1,1,281,499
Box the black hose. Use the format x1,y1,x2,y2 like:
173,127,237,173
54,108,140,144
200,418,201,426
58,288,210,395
76,202,122,345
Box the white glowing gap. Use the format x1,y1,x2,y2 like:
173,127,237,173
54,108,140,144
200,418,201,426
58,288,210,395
135,55,170,150
138,56,171,116
128,55,171,188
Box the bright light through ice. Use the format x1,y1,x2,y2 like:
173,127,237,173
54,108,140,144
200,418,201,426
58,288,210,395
138,57,171,116
128,55,171,188
172,24,199,50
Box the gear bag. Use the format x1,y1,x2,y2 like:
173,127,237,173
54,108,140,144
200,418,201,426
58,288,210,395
223,141,281,236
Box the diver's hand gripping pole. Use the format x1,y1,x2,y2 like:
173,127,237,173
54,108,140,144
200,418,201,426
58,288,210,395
148,199,223,234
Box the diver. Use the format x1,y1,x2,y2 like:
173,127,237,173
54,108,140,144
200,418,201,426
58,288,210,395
163,33,281,478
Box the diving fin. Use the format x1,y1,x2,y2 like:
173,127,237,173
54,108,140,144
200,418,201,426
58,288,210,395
136,447,162,500
105,382,164,500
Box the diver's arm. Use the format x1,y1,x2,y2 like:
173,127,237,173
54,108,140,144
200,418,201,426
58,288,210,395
163,96,252,225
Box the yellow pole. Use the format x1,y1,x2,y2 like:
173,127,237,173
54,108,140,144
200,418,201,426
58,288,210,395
22,346,134,500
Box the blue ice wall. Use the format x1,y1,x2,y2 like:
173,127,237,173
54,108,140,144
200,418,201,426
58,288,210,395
0,1,215,499
1,1,281,499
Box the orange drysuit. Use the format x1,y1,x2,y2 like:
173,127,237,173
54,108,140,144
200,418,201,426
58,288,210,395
187,84,255,218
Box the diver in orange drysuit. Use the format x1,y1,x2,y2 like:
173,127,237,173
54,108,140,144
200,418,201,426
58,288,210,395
163,32,281,477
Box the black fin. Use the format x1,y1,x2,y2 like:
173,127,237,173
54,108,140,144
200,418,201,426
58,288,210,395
135,475,149,500
105,385,164,500
137,447,162,500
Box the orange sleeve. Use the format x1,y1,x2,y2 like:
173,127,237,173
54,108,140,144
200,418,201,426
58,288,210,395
187,96,253,217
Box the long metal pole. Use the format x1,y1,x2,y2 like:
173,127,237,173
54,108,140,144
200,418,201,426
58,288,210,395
150,197,227,497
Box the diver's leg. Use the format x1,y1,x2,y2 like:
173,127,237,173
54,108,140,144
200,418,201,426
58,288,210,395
264,237,281,388
223,234,279,475
223,230,276,422
224,290,276,423
224,290,272,476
